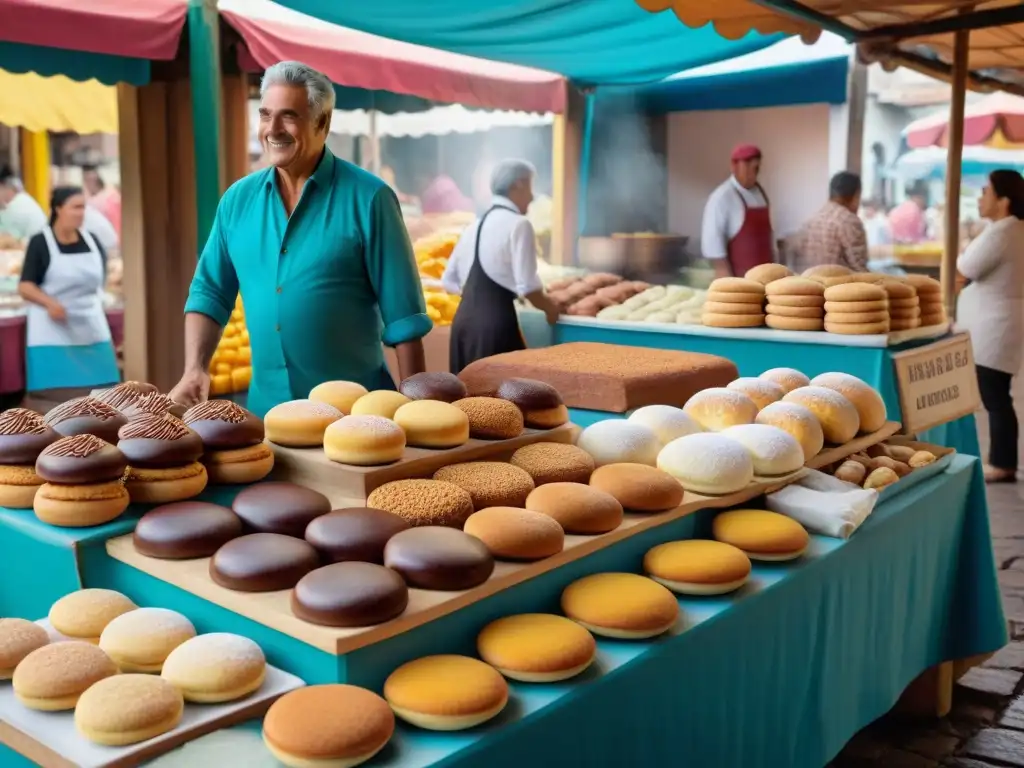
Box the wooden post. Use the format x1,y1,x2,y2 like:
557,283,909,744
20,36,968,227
942,29,969,318
845,58,868,175
551,87,583,266
188,0,225,250
221,73,250,186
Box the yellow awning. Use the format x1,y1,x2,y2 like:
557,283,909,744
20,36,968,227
0,70,117,134
633,0,819,42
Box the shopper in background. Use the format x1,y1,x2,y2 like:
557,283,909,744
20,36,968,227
861,199,893,250
792,172,868,273
956,169,1024,483
443,159,559,373
700,144,776,278
0,166,46,241
18,186,119,397
82,165,122,238
888,188,928,244
171,61,429,417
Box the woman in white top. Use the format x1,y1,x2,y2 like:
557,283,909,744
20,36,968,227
956,170,1024,483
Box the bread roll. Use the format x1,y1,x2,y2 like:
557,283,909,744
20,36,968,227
754,401,824,461
683,388,758,432
864,467,898,490
782,386,860,444
834,460,866,485
656,433,754,495
809,372,887,433
910,450,937,468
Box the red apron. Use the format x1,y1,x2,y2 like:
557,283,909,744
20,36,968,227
727,185,774,276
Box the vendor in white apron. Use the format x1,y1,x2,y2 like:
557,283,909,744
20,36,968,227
17,187,120,396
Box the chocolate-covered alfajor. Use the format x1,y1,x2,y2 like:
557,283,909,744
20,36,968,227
495,377,568,429
95,381,159,414
117,415,208,504
182,400,274,485
133,501,243,559
120,391,187,420
33,434,130,527
0,408,59,509
44,397,127,444
399,372,468,403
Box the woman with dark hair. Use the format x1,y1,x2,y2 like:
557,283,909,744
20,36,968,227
17,186,119,397
956,169,1024,483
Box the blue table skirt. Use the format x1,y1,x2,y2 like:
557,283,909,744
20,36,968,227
521,316,981,456
62,454,1005,768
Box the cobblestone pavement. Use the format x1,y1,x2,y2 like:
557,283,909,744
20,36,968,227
829,414,1024,768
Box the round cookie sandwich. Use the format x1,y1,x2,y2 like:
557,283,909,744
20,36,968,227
231,482,329,536
393,399,470,449
384,655,508,731
433,461,535,510
802,264,852,280
384,526,494,590
744,263,793,285
823,282,890,335
74,674,183,746
588,463,684,512
526,482,623,534
713,508,810,561
783,386,860,444
720,424,805,479
683,388,758,432
349,390,411,419
576,419,661,467
94,381,159,414
726,378,785,412
452,397,524,440
477,613,596,682
627,404,701,446
120,391,187,420
366,479,475,528
904,274,946,325
265,399,343,447
324,414,406,465
0,407,58,508
292,561,408,627
494,377,569,429
210,533,320,592
264,684,394,767
755,401,825,461
305,507,410,564
99,607,196,673
880,279,921,331
34,435,130,527
118,414,207,504
0,618,50,679
656,432,754,495
509,441,595,485
703,277,766,328
162,633,266,703
48,588,137,643
463,506,565,561
399,371,468,403
561,572,679,639
758,367,810,394
809,372,887,433
43,396,127,443
307,380,368,415
644,539,752,595
764,277,826,331
13,641,118,710
133,501,243,559
183,400,274,484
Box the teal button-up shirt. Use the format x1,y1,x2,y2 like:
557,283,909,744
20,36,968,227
184,149,432,417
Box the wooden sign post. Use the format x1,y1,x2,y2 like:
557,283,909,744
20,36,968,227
891,333,980,435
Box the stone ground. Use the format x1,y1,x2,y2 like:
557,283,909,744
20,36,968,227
828,412,1024,768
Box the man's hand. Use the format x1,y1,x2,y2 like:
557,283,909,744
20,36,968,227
543,303,559,326
169,369,211,408
47,302,67,322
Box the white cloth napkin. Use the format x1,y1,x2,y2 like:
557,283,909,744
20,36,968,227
766,468,879,539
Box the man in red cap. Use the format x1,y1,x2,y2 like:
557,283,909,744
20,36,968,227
700,144,776,277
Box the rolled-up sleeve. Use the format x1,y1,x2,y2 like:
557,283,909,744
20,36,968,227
366,188,433,347
183,200,238,327
509,218,543,297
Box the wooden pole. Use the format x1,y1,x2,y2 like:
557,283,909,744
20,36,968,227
941,28,969,318
551,87,583,266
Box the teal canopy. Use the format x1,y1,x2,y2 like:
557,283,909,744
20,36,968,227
0,42,150,86
269,0,784,86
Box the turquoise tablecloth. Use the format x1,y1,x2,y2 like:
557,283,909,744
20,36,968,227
520,315,980,456
86,454,1004,768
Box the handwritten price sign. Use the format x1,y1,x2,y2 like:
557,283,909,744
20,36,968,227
892,333,980,435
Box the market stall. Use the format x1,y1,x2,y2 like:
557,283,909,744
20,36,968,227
0,344,1004,767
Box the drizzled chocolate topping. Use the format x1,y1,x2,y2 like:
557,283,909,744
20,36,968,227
36,434,128,484
119,414,191,441
182,400,263,449
184,400,247,424
121,392,175,419
0,408,47,436
95,381,159,410
42,434,108,459
44,397,121,425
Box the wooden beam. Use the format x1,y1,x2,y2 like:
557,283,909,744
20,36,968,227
551,87,583,267
942,28,969,320
750,0,859,39
187,0,225,250
221,73,250,187
858,43,1024,99
845,57,868,174
859,4,1024,41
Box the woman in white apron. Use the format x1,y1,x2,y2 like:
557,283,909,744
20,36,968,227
17,187,119,397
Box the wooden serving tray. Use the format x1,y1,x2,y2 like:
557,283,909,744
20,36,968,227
806,422,902,470
268,424,576,506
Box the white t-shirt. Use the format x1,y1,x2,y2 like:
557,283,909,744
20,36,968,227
700,176,776,260
442,196,543,297
84,205,119,251
0,191,47,241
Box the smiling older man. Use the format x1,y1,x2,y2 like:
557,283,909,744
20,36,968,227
170,61,430,417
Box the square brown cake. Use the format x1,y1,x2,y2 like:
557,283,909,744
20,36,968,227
458,342,739,412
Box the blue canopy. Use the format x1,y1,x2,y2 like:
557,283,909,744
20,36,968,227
270,0,784,86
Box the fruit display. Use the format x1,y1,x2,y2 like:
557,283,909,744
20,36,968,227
597,285,706,325
210,295,252,396
423,286,460,326
413,231,460,280
546,273,650,317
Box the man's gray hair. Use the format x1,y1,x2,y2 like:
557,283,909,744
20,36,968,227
490,159,535,197
261,61,336,122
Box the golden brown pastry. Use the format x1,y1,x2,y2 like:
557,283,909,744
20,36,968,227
909,451,937,468
834,460,866,485
886,445,917,463
864,467,899,490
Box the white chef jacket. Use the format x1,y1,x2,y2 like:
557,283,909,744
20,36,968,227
442,195,543,297
0,191,47,241
700,176,777,260
956,216,1024,374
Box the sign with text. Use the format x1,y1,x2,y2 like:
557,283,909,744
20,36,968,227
891,333,980,435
